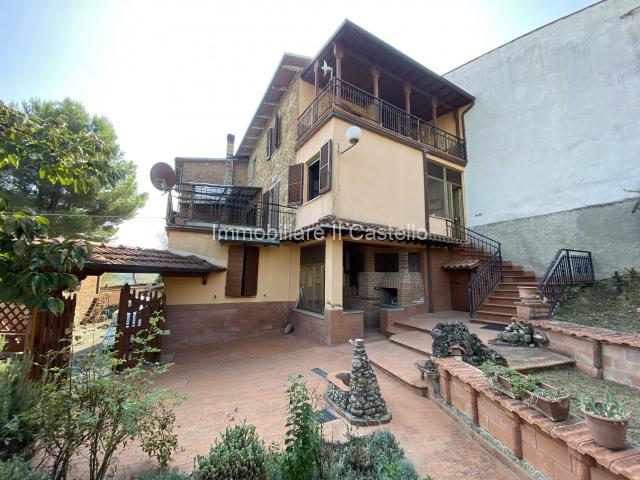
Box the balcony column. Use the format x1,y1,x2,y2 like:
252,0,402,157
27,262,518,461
403,82,412,114
371,66,381,122
314,59,320,96
333,43,344,105
431,97,439,128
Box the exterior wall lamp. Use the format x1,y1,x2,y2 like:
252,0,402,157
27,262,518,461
338,125,362,154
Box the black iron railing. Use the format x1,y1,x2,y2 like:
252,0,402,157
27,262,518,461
297,78,466,160
540,249,594,315
167,183,297,236
445,219,503,316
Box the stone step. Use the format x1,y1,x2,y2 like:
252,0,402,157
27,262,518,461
365,340,430,397
501,275,538,283
389,330,432,355
477,303,517,314
472,310,513,324
486,295,520,305
502,269,536,278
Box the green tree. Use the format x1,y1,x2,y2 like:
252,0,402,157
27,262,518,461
0,100,116,312
1,98,147,241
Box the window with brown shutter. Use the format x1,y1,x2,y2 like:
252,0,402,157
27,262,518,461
225,245,260,297
287,163,304,206
319,140,332,193
266,128,272,160
274,113,281,149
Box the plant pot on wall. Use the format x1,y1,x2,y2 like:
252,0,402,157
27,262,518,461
583,409,631,450
524,383,570,422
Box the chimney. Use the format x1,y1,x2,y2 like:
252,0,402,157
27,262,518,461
226,133,235,158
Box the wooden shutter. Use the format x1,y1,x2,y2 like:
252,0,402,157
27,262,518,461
242,247,259,296
225,246,244,296
271,183,280,231
261,190,270,229
274,113,281,148
266,128,272,160
287,163,304,206
319,140,332,193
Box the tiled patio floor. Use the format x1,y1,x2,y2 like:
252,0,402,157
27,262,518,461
112,331,520,479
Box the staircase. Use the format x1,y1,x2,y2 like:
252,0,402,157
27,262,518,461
80,295,108,325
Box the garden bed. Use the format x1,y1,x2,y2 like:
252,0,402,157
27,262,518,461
534,366,640,446
554,274,640,334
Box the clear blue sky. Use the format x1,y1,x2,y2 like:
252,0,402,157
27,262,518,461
0,0,597,247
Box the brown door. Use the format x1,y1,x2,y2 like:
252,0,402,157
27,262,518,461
449,271,470,311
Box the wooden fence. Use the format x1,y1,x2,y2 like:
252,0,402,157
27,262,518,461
116,284,165,368
29,295,76,378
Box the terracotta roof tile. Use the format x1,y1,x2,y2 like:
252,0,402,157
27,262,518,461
82,243,225,275
441,256,481,270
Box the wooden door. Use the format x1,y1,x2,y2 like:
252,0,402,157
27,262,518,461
449,271,470,312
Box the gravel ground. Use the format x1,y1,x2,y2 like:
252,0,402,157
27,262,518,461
533,367,639,447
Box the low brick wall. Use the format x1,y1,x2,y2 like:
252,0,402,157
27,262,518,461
290,308,364,346
164,301,294,351
433,357,640,480
523,320,640,389
379,303,426,335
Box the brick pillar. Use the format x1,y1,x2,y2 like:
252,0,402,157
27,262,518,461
569,448,592,480
439,369,451,405
325,236,343,311
467,386,479,426
592,340,603,379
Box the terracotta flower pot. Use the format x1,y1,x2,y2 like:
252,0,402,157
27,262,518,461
496,374,522,399
524,383,570,422
518,286,539,301
583,409,631,450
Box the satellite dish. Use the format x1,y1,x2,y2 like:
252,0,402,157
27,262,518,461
149,162,176,191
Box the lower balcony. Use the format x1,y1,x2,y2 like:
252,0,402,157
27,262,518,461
297,78,466,161
167,183,296,244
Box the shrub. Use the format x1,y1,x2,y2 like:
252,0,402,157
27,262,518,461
0,337,40,459
320,430,418,480
0,456,40,480
192,422,267,480
579,394,629,419
136,468,190,480
282,375,321,480
28,314,182,480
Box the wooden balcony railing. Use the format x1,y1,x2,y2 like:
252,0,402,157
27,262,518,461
167,183,297,235
297,78,466,160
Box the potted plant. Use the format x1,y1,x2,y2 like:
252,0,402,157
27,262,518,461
524,384,571,422
579,395,631,450
480,361,538,399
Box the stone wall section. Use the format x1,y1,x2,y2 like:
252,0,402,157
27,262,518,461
248,78,300,206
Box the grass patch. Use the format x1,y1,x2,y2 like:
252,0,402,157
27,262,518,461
554,273,640,334
534,367,639,446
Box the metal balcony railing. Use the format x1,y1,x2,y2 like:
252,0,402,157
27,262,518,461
166,183,297,237
297,78,467,160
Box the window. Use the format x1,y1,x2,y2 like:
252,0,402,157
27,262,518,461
427,161,464,222
250,156,256,185
299,245,325,314
266,128,272,160
225,246,259,297
308,158,320,201
375,253,399,272
265,113,281,161
408,252,421,272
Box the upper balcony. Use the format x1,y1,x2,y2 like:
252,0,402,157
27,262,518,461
166,183,296,244
297,78,466,160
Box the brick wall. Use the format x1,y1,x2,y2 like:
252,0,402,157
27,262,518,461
164,301,294,351
290,308,363,346
232,158,249,185
248,78,299,205
179,160,227,184
427,247,453,311
435,357,638,480
524,320,640,389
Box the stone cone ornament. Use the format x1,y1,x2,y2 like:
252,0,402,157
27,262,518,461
325,338,391,425
347,339,390,420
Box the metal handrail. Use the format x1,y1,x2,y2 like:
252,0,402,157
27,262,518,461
444,219,503,316
540,249,594,315
297,77,466,160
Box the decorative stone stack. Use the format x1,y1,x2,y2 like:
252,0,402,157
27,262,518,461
431,322,508,367
325,339,391,425
495,321,537,347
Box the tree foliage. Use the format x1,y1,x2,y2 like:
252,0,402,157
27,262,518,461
0,100,117,312
1,98,147,241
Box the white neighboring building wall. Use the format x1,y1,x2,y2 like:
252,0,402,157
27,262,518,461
445,0,640,277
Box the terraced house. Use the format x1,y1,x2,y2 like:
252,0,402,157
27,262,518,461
162,20,539,351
